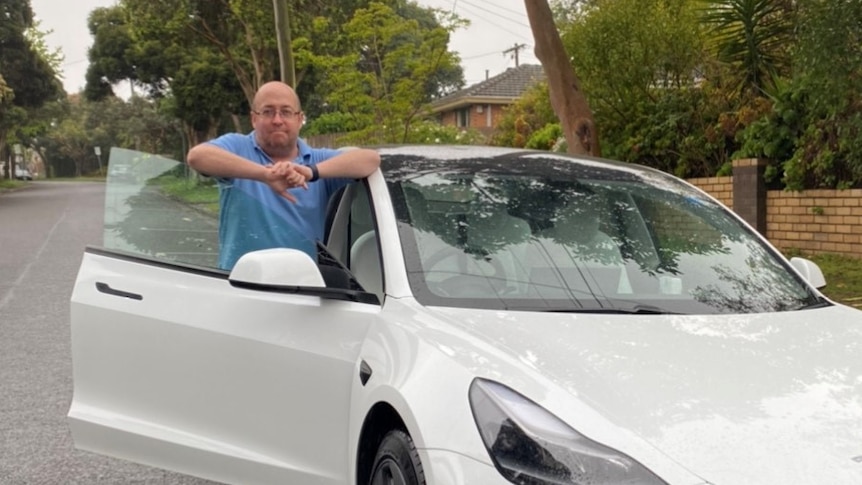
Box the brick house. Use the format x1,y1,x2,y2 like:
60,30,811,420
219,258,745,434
430,64,545,139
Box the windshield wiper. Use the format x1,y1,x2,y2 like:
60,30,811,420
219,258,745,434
795,297,833,310
532,304,681,315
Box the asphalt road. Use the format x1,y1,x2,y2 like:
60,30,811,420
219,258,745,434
0,181,219,485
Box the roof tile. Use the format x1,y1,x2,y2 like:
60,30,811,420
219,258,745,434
433,64,545,106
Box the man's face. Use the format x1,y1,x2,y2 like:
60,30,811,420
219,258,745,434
251,87,303,158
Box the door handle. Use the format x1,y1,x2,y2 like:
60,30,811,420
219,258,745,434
95,282,143,301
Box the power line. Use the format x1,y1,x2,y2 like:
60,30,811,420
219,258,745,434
455,4,534,45
460,49,507,60
466,0,528,20
63,58,88,67
457,0,530,32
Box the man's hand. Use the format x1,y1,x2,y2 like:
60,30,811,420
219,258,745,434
265,162,308,202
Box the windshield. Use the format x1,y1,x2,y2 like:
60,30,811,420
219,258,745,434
386,153,821,315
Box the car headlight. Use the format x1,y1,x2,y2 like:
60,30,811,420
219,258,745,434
469,378,668,485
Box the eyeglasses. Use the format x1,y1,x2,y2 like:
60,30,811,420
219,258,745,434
253,108,301,120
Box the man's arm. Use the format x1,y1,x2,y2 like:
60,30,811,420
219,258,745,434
187,143,306,201
187,143,270,180
292,148,381,182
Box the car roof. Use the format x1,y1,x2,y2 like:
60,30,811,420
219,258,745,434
375,144,667,183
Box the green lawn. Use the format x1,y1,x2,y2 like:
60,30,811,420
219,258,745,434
154,176,220,214
0,179,25,191
799,252,862,307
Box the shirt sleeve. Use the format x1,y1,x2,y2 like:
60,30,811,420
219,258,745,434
206,133,252,185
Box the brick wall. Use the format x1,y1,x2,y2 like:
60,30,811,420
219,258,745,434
687,176,733,208
766,189,862,257
687,171,862,260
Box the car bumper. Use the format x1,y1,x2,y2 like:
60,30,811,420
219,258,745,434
421,448,510,484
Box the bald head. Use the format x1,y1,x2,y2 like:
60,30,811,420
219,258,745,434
250,81,304,159
253,81,301,112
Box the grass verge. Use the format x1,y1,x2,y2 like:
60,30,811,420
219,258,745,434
796,252,862,306
155,176,219,214
0,179,25,192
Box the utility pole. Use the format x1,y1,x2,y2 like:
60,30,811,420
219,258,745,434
503,43,527,67
273,0,296,87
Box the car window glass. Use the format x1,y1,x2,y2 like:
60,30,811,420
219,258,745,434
345,183,383,298
102,148,221,268
102,148,314,272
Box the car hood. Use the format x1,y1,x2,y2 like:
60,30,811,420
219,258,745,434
425,303,862,484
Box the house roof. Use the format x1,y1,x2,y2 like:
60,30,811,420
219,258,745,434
430,64,545,113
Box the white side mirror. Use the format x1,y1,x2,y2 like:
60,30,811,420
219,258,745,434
230,248,325,287
790,257,827,289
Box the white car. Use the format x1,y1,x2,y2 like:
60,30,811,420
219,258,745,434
69,145,862,485
15,167,33,180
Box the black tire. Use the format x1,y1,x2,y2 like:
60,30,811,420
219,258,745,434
369,430,426,485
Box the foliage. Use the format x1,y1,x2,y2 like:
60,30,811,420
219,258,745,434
0,0,62,109
491,81,556,148
311,2,465,144
780,0,862,189
402,120,485,145
525,123,562,151
734,81,801,183
699,0,794,97
554,0,734,176
734,0,862,189
84,0,465,149
562,0,704,117
37,95,184,178
0,0,62,179
155,175,219,213
24,19,64,76
85,6,137,100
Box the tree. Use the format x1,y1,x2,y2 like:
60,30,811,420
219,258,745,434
551,0,741,177
309,2,464,143
84,6,137,100
491,81,556,148
0,0,62,178
525,0,598,156
700,0,794,98
738,0,862,189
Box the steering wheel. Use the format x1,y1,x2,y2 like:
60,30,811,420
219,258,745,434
423,245,508,297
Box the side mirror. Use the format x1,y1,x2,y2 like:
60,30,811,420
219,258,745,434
230,248,325,287
790,257,827,289
228,248,380,305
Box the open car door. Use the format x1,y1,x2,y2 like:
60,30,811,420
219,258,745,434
68,148,382,485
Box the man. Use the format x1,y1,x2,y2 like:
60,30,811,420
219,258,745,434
187,81,381,270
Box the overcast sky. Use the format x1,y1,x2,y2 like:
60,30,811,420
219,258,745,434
31,0,540,95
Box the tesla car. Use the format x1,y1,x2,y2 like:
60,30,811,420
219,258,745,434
68,145,862,485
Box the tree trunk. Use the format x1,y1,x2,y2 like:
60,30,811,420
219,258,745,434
524,0,600,157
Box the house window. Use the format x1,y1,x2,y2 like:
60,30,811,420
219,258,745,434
457,108,470,127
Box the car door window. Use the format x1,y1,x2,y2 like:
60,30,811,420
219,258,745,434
102,148,221,269
344,183,383,300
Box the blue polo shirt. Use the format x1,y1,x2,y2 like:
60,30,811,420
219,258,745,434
208,132,351,270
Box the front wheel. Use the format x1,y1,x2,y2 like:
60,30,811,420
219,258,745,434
369,430,425,485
